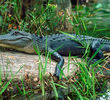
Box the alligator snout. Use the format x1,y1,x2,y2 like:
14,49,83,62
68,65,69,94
0,30,35,54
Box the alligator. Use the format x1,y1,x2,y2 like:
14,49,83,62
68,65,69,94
0,30,110,78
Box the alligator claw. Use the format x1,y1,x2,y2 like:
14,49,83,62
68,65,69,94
53,73,61,80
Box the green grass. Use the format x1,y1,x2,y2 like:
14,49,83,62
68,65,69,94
32,33,108,99
0,47,108,99
0,65,23,95
0,0,110,37
0,0,109,99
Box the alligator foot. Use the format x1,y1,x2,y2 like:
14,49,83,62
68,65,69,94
87,58,104,66
53,73,61,80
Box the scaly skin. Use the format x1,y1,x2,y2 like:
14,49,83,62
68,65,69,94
0,30,110,78
0,30,34,53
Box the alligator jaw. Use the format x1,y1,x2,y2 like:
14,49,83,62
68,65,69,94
0,30,35,54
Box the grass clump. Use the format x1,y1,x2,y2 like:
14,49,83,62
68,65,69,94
0,0,110,100
0,43,109,99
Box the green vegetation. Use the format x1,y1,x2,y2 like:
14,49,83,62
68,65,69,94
0,0,110,36
0,0,110,99
0,48,108,99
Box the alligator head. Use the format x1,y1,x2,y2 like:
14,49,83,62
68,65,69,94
0,30,35,53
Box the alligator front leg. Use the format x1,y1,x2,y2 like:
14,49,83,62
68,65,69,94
48,48,64,78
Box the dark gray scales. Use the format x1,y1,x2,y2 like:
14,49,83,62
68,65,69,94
32,33,110,78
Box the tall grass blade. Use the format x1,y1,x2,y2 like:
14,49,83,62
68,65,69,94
51,78,58,100
0,66,23,94
71,84,83,100
88,44,104,63
91,68,96,99
41,79,45,97
0,66,2,86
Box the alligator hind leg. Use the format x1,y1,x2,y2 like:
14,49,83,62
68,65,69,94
48,48,64,78
90,41,104,63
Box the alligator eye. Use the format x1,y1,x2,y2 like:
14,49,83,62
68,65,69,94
12,31,27,36
12,32,21,36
